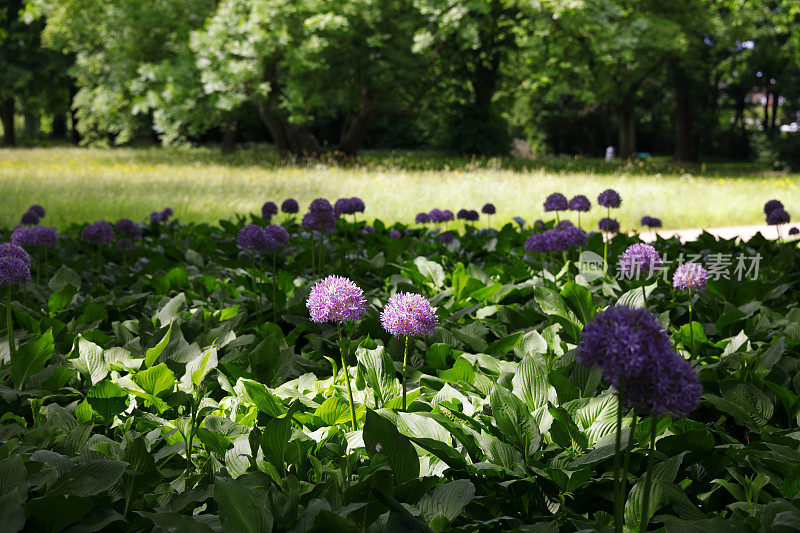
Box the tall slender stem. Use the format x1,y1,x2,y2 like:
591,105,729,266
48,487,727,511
6,287,15,361
640,418,658,532
688,290,695,357
402,335,410,410
621,415,638,505
272,252,278,324
641,283,648,310
614,376,626,533
338,324,358,431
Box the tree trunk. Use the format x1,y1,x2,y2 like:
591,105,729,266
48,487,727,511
221,117,236,154
51,112,67,139
673,66,694,162
338,85,381,155
1,98,15,147
763,92,770,131
69,83,81,144
24,109,40,138
771,92,779,130
617,94,636,159
256,96,320,157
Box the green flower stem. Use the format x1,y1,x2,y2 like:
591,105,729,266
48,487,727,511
641,283,648,310
338,324,358,431
251,253,260,319
688,290,695,357
640,417,658,532
614,377,626,533
620,415,638,505
272,252,278,324
6,287,15,361
402,335,410,410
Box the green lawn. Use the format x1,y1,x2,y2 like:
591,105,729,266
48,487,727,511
1,146,797,231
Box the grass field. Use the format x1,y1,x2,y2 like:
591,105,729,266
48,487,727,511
1,145,797,230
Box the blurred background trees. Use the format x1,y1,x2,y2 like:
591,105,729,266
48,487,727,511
2,0,799,165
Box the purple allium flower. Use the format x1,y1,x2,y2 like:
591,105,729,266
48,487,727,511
525,233,548,254
789,227,799,236
464,210,479,221
30,226,57,247
362,225,376,234
302,199,336,234
115,219,142,239
28,205,46,218
261,201,278,220
766,208,790,225
559,226,587,249
350,197,365,213
533,219,545,231
150,211,161,225
0,243,31,267
598,189,622,209
619,243,662,278
237,224,270,252
11,227,34,247
577,305,674,387
442,210,454,222
81,221,113,245
389,229,402,239
334,198,353,217
429,209,445,223
160,207,174,222
569,195,591,212
624,355,702,417
598,217,620,233
456,209,469,220
380,292,438,337
482,203,496,215
281,198,299,214
0,243,32,287
20,210,40,226
438,231,455,244
116,238,133,252
640,216,662,228
543,193,569,212
415,212,430,224
672,263,708,292
555,220,574,231
763,199,784,215
306,275,365,324
263,224,289,252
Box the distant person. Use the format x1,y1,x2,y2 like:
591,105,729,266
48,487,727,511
605,146,615,161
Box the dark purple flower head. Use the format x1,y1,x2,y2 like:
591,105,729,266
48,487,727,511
115,219,142,239
381,292,438,337
625,354,702,417
350,197,365,213
525,229,562,253
30,226,57,247
457,209,479,222
263,225,289,252
389,229,402,239
150,211,161,225
569,195,591,212
306,275,365,323
456,209,469,220
21,210,40,226
789,227,799,236
673,263,708,292
11,227,34,247
237,224,270,252
555,220,574,231
262,201,278,220
116,238,133,252
513,216,527,228
415,212,430,224
302,199,336,234
766,208,790,225
28,205,46,218
442,210,454,222
598,189,622,208
0,243,31,267
438,231,455,244
429,209,445,223
577,306,679,391
619,243,662,278
81,221,113,245
362,225,376,235
598,217,620,233
281,198,299,214
640,216,662,228
482,203,496,215
764,199,784,215
334,198,353,216
0,246,31,287
160,207,174,222
543,193,569,212
559,226,587,249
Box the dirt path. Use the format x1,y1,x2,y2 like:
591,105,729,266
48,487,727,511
637,224,798,243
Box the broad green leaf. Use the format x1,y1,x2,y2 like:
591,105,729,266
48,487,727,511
363,409,420,484
488,331,523,355
49,459,127,497
214,477,273,533
425,343,451,370
155,293,186,328
314,397,351,426
439,357,475,385
87,380,128,424
11,330,54,390
134,363,175,397
70,336,108,385
624,453,685,529
561,281,596,324
356,341,401,406
48,265,81,291
145,322,173,368
0,488,24,533
414,257,445,288
490,385,541,457
512,356,557,412
419,479,475,523
241,379,285,417
616,283,657,309
260,412,294,473
515,330,548,359
181,347,218,389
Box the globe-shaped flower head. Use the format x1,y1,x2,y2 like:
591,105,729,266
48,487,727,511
381,292,438,338
334,198,354,217
160,207,174,222
116,238,133,252
281,198,300,214
262,201,279,221
389,229,402,239
640,216,662,228
618,243,662,278
81,221,114,244
20,210,40,226
0,243,31,288
442,210,454,222
598,217,620,233
302,198,336,234
559,226,587,249
237,224,270,253
438,231,455,244
28,205,46,218
766,208,790,225
763,199,784,215
569,195,591,212
350,197,365,213
789,227,799,236
30,226,57,247
429,209,445,223
672,263,708,292
362,225,376,235
415,212,430,224
306,275,365,323
115,219,143,239
482,203,496,215
11,227,34,247
598,189,622,208
544,193,569,212
263,225,290,252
